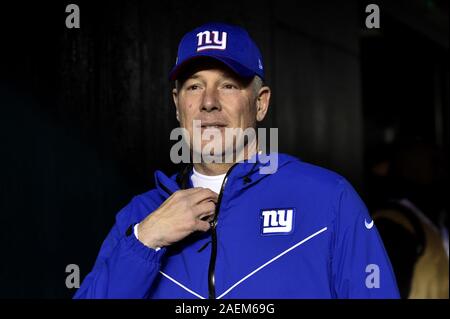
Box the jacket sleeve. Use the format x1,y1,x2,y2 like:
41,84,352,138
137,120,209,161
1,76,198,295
73,198,166,299
330,179,400,299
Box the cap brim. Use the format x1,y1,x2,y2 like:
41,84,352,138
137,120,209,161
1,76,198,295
169,54,256,81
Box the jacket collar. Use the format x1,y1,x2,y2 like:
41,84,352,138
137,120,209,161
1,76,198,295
154,153,298,196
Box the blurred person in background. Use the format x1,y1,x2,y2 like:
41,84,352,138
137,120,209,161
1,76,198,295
371,140,449,299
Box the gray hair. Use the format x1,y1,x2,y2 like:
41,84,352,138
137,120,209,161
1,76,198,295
251,75,264,97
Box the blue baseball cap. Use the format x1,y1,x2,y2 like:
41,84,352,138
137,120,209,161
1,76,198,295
169,22,265,81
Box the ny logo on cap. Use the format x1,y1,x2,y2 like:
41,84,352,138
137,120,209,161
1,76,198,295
196,31,227,51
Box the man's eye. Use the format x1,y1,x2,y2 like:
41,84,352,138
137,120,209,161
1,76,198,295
187,84,200,90
223,84,238,89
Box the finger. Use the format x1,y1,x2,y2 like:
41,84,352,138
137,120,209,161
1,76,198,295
183,187,209,193
175,187,209,197
203,213,215,223
195,220,211,232
193,201,216,218
199,210,215,222
189,188,219,205
164,187,207,205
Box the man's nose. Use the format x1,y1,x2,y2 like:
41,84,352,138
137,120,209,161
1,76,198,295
200,87,220,112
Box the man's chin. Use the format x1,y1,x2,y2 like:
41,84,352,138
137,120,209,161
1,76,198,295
191,146,237,164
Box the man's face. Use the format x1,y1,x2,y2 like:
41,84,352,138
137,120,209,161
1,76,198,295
173,62,268,159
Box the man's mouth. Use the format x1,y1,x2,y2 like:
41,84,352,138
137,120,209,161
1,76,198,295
202,125,225,129
200,122,227,129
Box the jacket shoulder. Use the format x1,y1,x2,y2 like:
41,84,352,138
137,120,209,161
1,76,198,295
278,156,367,224
280,156,346,191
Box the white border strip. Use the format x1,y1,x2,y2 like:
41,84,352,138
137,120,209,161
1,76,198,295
159,271,205,299
217,226,328,299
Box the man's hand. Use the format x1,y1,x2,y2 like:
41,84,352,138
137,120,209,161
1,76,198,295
137,188,218,249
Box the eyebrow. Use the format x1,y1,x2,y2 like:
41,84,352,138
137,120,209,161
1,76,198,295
183,71,245,87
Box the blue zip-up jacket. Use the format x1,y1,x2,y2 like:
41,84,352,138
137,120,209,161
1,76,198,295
74,153,399,299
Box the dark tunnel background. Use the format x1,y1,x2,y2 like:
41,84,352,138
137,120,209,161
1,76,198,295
0,0,448,298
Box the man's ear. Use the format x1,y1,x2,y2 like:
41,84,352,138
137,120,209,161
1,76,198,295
172,88,180,122
256,86,271,122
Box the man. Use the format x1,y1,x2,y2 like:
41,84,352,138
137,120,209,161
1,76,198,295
75,22,399,299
